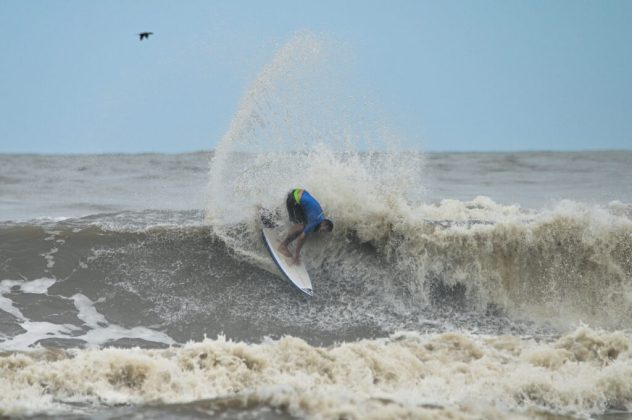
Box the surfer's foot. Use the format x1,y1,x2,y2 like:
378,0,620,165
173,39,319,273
277,244,292,258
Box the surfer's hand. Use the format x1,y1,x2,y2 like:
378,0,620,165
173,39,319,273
292,256,300,265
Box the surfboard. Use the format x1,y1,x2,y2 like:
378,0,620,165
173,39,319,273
261,227,313,296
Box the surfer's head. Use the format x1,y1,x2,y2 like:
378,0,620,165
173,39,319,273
318,219,334,232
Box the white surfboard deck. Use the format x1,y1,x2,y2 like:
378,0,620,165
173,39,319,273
261,227,313,296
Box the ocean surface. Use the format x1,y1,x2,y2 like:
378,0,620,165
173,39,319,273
1,150,632,419
2,33,632,419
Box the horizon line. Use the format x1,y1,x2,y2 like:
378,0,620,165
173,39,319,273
1,148,632,156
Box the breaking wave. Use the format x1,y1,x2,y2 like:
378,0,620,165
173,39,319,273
202,31,632,330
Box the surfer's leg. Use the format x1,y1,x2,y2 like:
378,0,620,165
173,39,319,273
277,246,292,258
278,224,303,257
283,224,304,245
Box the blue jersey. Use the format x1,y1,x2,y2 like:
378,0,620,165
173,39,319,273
299,190,325,234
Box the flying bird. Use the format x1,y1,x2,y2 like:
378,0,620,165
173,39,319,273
138,32,153,41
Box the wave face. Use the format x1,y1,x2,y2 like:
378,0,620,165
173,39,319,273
1,200,631,351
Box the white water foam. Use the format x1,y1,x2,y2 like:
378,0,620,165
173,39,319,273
1,326,631,418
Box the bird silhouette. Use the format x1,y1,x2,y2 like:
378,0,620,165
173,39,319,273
138,32,153,41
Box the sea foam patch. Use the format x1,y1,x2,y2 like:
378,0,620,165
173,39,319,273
0,278,80,351
0,278,57,319
71,293,175,347
0,278,174,351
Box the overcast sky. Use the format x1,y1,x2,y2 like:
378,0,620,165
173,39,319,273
1,0,630,153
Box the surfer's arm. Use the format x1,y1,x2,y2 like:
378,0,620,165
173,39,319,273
292,232,307,264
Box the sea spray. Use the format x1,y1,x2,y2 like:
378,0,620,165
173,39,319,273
206,31,424,272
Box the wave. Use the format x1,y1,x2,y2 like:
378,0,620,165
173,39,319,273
199,32,632,331
1,326,631,418
1,199,631,347
347,197,632,329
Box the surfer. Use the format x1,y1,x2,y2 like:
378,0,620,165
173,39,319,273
278,189,333,265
